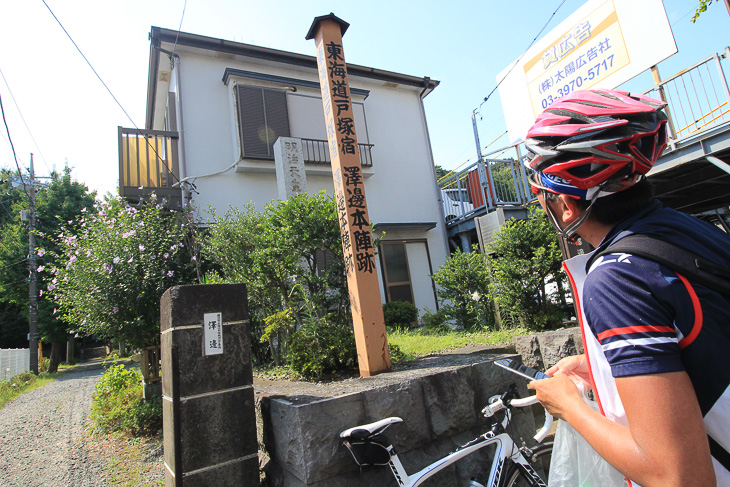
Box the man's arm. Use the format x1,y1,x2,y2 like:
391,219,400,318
530,371,715,487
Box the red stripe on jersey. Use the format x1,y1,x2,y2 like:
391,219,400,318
596,325,675,342
677,273,703,349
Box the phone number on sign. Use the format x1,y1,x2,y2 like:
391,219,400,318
540,54,615,109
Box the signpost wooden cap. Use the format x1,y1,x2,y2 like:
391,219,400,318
305,13,350,40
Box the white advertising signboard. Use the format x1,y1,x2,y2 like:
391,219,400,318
498,0,677,142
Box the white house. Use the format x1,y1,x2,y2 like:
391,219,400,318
119,26,449,316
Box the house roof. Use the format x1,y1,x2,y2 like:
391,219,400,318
146,26,440,129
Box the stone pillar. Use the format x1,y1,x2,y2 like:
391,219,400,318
274,137,307,199
161,283,259,486
66,335,75,365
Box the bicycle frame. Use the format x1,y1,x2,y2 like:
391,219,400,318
385,416,547,487
340,382,553,487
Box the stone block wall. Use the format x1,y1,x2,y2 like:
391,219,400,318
258,357,541,487
512,327,583,371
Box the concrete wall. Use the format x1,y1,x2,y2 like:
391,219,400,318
257,356,539,487
254,328,585,486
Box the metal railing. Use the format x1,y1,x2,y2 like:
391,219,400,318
439,144,533,224
300,138,374,167
118,127,182,205
644,47,730,146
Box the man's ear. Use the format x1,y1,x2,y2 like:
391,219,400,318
558,194,583,223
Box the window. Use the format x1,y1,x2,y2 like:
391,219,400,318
380,242,414,304
235,85,290,159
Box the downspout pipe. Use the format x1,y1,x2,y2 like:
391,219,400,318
153,45,190,206
418,76,452,261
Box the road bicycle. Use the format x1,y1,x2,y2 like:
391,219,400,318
340,381,553,486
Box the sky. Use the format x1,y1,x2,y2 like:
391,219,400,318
1,0,729,198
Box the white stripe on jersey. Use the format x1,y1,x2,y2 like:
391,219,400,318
601,336,678,352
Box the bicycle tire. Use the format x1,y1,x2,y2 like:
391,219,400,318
500,442,553,487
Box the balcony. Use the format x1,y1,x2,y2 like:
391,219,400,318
118,127,182,207
235,137,375,176
300,138,374,167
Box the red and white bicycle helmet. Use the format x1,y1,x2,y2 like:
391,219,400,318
525,89,668,200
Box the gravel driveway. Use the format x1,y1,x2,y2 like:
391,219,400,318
0,369,109,486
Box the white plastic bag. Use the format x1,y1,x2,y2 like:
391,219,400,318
548,400,628,487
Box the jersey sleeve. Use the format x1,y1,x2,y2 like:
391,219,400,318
583,254,686,378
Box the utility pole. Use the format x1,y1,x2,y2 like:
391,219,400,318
28,154,39,374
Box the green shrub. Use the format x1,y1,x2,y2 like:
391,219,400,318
432,248,495,330
382,301,418,328
288,319,357,380
89,364,161,436
420,309,450,334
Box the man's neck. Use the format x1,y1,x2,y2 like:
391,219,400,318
576,219,614,248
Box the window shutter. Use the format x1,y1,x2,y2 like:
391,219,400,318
236,85,290,159
263,89,290,155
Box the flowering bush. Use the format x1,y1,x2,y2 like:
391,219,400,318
51,196,197,348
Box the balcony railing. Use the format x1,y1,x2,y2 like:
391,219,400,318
118,127,182,206
644,48,730,146
300,138,374,167
439,144,533,224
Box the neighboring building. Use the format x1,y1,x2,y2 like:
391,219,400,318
119,26,449,316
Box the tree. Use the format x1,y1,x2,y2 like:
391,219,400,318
431,247,495,330
0,167,96,371
486,208,567,329
691,0,724,22
202,192,349,362
434,165,451,181
51,195,197,349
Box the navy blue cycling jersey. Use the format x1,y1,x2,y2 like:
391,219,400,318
581,200,730,482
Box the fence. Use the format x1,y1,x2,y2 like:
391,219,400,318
1,349,30,380
644,48,730,146
439,143,534,224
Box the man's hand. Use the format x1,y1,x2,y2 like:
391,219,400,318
528,373,587,420
546,353,593,393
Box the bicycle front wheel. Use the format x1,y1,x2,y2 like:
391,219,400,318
501,442,553,487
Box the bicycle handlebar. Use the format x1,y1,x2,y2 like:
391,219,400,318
483,393,553,443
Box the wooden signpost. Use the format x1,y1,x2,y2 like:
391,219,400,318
306,14,391,376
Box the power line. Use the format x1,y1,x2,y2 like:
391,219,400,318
0,93,30,201
170,0,189,63
41,0,137,129
0,67,52,174
475,0,567,114
0,258,28,271
40,0,180,186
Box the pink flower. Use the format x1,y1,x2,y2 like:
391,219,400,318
113,257,120,264
112,307,119,314
163,253,169,259
37,265,44,272
37,248,45,257
167,270,174,277
127,257,133,263
138,245,145,251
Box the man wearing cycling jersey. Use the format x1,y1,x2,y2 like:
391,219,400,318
524,89,730,486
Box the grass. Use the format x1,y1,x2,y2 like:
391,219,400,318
0,371,60,409
107,433,164,487
387,327,534,358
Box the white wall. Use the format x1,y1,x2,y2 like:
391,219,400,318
163,49,448,312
